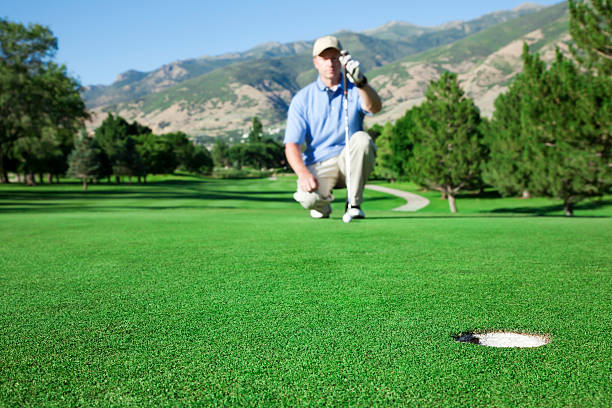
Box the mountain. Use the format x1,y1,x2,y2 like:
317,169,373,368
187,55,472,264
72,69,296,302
82,43,312,109
368,2,569,123
84,2,569,142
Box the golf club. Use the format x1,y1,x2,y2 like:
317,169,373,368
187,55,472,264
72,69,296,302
341,50,352,223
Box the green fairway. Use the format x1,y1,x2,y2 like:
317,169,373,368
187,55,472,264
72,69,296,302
1,176,611,407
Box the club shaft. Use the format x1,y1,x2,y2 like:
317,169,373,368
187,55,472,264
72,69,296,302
342,65,351,210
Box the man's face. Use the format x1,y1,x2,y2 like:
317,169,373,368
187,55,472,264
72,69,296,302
313,48,341,84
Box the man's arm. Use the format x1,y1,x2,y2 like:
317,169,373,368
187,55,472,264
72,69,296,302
358,83,382,114
285,142,318,192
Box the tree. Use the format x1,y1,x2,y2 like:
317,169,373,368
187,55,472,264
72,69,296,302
390,109,417,180
67,133,102,191
183,145,213,175
484,44,548,198
162,131,213,175
248,116,264,143
409,72,486,213
0,19,88,183
113,135,142,183
135,132,177,182
163,131,192,170
46,128,76,183
227,143,246,170
520,48,611,216
94,114,152,182
569,0,612,76
257,138,284,169
211,138,230,168
371,122,396,180
13,127,62,185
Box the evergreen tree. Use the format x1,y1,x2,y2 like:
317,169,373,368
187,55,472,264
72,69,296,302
521,48,612,216
94,114,152,182
371,122,396,181
484,44,548,198
410,72,485,213
391,108,417,180
94,113,129,182
248,116,264,143
569,0,612,76
67,133,101,191
113,135,143,184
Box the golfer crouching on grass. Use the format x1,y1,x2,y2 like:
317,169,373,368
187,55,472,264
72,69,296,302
284,35,382,220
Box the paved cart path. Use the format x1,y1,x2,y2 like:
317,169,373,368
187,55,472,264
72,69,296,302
365,184,430,212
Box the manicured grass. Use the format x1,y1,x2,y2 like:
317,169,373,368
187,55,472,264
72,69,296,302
1,176,610,406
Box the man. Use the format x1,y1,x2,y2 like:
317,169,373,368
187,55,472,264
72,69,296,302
284,35,382,220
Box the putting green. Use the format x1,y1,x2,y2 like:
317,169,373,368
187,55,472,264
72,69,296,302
1,176,610,406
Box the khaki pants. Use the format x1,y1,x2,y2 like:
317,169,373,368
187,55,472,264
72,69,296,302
294,131,376,212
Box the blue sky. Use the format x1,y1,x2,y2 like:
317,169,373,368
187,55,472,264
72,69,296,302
2,0,562,86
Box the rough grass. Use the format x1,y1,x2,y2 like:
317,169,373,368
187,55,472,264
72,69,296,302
1,175,610,407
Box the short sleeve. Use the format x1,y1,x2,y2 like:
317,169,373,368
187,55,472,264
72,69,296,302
284,96,307,145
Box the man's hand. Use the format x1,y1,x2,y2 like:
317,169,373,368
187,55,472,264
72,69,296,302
298,172,318,193
285,143,318,192
339,53,366,87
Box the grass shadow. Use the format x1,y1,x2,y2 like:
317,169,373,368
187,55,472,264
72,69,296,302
0,179,298,213
489,199,612,216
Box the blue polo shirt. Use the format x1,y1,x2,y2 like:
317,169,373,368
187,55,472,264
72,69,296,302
284,76,368,166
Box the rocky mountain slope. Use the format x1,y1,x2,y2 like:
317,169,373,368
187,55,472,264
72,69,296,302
83,2,569,141
368,2,570,124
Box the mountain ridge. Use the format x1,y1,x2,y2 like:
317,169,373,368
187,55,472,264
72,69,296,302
84,2,569,142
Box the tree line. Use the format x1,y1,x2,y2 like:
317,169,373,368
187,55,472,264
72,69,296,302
369,1,611,216
0,19,286,189
68,114,214,189
69,115,285,190
2,1,609,214
210,117,285,173
371,42,610,216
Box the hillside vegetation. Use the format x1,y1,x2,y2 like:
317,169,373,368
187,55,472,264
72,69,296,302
84,3,569,139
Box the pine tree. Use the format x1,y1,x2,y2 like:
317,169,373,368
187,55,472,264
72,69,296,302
67,134,101,191
522,48,612,216
484,44,548,198
410,72,485,213
112,136,143,184
391,109,417,180
569,0,612,76
371,122,396,181
248,116,264,143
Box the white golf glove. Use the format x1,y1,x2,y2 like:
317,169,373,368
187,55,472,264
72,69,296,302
339,53,367,88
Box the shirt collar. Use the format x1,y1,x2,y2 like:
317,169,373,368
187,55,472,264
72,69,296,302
316,76,342,93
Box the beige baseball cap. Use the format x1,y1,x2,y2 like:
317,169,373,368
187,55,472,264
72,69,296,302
312,35,342,57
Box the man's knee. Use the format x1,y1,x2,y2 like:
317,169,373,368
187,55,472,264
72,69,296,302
350,131,376,158
293,190,333,210
351,131,375,151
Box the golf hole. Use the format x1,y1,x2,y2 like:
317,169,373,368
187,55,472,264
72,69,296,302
455,331,550,348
